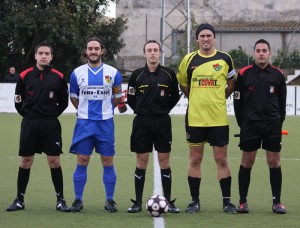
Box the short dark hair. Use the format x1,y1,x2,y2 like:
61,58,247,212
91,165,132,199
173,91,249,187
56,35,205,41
254,39,271,51
34,41,53,54
143,40,161,53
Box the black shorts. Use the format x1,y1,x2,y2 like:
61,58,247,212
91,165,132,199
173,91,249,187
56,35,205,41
19,118,63,156
239,119,282,152
185,125,229,147
130,115,172,153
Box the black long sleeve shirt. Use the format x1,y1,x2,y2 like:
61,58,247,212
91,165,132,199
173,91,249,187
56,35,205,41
15,66,69,119
234,62,286,127
127,64,179,116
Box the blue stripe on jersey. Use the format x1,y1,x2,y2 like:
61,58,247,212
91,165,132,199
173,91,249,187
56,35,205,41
88,66,104,119
69,63,123,120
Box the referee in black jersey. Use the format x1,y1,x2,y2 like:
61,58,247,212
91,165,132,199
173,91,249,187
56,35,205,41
234,39,287,214
127,40,180,213
6,41,70,212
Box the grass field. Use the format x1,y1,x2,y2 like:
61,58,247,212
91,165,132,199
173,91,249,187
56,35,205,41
0,114,299,228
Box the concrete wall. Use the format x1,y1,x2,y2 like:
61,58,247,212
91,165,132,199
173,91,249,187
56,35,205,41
215,33,300,56
116,0,300,71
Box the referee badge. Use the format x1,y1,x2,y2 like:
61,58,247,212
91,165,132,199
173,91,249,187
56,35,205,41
234,91,240,99
128,86,135,95
161,89,165,96
15,94,22,103
49,91,54,98
270,86,275,93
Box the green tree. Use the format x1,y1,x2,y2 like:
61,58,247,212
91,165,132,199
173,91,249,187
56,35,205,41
0,0,127,80
228,46,253,69
272,49,300,69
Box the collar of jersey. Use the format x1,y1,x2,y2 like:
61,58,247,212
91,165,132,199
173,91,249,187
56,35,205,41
145,63,161,74
197,49,217,58
253,62,272,72
87,63,104,75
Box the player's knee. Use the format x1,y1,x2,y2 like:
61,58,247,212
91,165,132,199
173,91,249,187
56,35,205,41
214,156,228,166
77,155,90,166
136,160,148,169
241,158,255,168
101,155,114,166
189,157,202,167
158,156,170,169
267,159,280,168
159,160,170,169
48,157,61,168
20,156,34,168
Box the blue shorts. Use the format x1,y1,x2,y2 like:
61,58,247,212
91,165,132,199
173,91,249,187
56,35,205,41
70,118,115,156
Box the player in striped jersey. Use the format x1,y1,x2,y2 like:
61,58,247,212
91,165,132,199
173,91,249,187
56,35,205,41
69,37,122,213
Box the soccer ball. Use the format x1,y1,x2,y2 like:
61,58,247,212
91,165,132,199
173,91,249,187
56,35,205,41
146,195,169,217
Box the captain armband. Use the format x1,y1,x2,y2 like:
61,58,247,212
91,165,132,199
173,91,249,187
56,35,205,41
113,85,123,98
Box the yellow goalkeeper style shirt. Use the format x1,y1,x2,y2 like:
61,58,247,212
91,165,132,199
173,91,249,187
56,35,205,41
177,49,236,127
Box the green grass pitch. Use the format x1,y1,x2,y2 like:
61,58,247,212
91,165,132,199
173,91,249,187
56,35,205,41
0,114,299,227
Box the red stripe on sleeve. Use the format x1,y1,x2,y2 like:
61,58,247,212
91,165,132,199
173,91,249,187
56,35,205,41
51,68,64,79
20,67,34,79
239,65,253,76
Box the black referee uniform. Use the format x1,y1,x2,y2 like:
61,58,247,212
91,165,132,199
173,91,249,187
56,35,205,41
127,64,180,153
6,41,70,213
15,65,69,156
234,62,287,152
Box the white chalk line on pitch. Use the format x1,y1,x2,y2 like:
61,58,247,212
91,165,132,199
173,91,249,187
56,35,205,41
152,149,165,228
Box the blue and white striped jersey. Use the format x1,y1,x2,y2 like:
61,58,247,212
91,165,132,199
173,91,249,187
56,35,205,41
70,63,123,120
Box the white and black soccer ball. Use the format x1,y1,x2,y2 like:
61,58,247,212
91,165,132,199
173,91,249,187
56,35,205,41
146,195,169,217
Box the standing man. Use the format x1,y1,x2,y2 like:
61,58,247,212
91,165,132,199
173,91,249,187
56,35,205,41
234,39,287,214
177,23,237,213
4,66,20,83
6,41,70,212
69,37,122,213
127,40,180,213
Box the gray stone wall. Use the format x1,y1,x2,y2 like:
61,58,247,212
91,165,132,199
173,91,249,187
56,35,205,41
116,0,300,71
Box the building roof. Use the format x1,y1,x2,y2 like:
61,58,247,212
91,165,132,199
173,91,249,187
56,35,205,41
213,21,300,33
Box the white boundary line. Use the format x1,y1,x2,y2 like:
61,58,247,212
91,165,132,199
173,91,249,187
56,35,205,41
153,150,165,228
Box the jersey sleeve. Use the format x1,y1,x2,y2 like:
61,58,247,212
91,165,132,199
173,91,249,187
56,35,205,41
113,71,123,99
233,71,244,127
57,75,69,115
169,70,180,110
69,71,79,99
14,76,25,116
127,71,137,110
226,54,236,80
176,55,189,87
278,72,287,122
